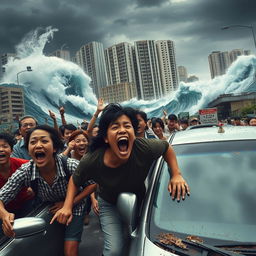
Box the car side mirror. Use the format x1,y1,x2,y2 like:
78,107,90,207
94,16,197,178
117,193,137,234
13,217,46,239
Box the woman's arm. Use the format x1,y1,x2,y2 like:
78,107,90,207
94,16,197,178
50,176,80,225
61,140,75,156
163,145,190,201
87,98,104,136
0,201,15,237
73,183,97,205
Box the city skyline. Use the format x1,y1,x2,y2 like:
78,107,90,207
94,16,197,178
0,0,256,81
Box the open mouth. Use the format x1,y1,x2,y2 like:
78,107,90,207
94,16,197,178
117,138,129,153
0,154,6,158
77,147,86,154
35,152,46,160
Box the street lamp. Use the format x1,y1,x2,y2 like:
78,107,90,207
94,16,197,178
221,24,256,50
16,66,33,86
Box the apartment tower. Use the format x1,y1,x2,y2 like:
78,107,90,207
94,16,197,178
0,85,25,123
134,40,162,100
156,40,179,95
208,51,230,79
76,42,108,98
178,66,188,83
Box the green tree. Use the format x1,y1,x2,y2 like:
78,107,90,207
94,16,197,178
241,104,256,116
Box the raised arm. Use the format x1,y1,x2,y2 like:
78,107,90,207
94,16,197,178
48,110,59,131
59,106,67,125
162,109,168,125
87,98,105,136
163,145,190,201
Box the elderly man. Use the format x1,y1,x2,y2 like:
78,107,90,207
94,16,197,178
11,115,37,159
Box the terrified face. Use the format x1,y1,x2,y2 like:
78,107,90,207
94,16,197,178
19,117,37,137
104,114,136,163
136,114,147,137
152,122,164,137
0,139,12,165
64,129,74,142
73,134,89,159
28,129,56,169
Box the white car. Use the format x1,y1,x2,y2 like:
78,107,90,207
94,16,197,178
117,126,256,256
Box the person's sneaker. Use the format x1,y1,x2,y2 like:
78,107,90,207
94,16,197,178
84,214,89,225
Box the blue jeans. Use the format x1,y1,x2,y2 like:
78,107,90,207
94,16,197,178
98,197,129,256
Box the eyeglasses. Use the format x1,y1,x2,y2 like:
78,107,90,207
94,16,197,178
21,123,36,128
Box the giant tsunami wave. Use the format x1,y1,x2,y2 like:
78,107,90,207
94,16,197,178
1,27,256,125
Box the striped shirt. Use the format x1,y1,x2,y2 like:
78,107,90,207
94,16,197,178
0,154,94,216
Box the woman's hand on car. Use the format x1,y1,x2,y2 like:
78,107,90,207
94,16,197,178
2,212,15,237
168,174,190,201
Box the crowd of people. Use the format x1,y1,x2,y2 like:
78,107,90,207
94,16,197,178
0,98,255,256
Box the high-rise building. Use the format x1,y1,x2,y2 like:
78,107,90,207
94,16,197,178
0,85,25,124
208,49,251,79
178,66,188,83
208,51,230,79
0,53,16,79
156,40,179,95
229,49,251,63
99,82,137,103
105,42,135,86
50,50,70,61
76,42,108,98
134,40,162,100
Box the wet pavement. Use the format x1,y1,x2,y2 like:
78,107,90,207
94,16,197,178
79,212,104,255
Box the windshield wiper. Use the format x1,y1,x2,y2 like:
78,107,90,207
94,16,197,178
155,239,240,256
183,240,240,256
154,241,191,256
216,243,256,255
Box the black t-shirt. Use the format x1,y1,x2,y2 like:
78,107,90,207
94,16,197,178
73,138,169,204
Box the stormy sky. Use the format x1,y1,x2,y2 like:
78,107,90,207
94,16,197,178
1,0,256,80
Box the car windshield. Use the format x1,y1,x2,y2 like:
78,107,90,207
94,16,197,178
150,140,256,244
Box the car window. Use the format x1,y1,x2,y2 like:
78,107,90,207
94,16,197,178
150,140,256,244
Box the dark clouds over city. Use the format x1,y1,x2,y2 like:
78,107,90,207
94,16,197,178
1,0,256,79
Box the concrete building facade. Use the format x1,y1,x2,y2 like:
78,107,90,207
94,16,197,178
76,42,108,98
0,53,16,79
0,85,25,123
178,66,188,83
50,50,71,61
99,82,136,103
208,49,251,79
156,40,179,95
134,40,162,100
105,42,135,86
229,49,251,63
208,92,256,119
208,51,230,79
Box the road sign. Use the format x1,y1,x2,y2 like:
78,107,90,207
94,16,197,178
199,108,218,125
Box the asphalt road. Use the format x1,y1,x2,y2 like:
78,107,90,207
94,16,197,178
79,212,104,255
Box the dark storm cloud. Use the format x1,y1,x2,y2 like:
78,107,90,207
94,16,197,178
0,0,128,54
135,0,168,7
0,0,256,79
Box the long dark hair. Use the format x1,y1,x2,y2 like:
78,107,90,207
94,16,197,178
89,103,138,152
